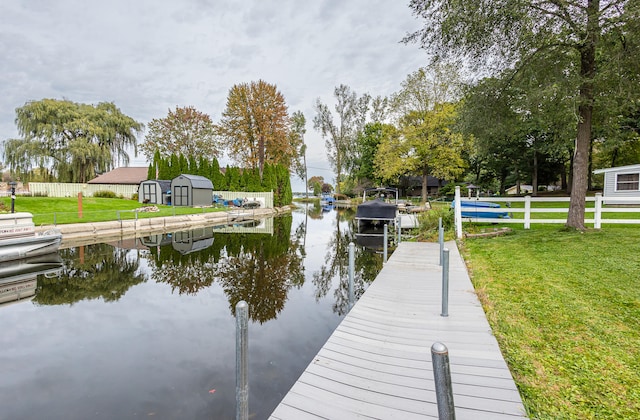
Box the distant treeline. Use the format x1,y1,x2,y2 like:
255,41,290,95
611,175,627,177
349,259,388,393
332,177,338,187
147,152,292,206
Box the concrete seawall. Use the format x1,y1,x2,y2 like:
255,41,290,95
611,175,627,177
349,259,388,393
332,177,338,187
35,207,290,248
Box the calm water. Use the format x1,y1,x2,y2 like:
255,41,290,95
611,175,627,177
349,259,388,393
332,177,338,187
0,205,383,419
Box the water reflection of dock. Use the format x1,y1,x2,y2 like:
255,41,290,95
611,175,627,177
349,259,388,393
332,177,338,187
270,242,527,419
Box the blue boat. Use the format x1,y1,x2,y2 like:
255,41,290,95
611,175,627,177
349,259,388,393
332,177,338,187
451,200,510,219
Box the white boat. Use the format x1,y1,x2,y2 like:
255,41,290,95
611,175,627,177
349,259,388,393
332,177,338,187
0,213,62,263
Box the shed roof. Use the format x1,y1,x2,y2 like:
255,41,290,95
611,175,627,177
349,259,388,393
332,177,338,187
141,179,172,191
593,164,640,174
88,167,148,184
175,174,213,189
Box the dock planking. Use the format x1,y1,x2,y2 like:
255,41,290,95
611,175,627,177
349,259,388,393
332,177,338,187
270,241,528,419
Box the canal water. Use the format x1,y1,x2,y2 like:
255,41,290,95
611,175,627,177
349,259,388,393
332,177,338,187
0,205,385,419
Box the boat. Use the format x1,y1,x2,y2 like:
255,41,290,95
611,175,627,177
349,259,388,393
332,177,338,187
355,188,399,227
451,200,510,219
356,187,423,228
0,213,62,262
320,194,335,206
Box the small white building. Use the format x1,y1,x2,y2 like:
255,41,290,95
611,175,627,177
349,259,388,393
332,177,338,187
593,164,640,205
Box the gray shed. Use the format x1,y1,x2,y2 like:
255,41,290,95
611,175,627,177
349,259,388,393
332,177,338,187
593,164,640,205
170,174,213,206
138,180,172,205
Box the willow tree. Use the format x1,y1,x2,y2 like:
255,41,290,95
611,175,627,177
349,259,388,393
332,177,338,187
4,99,142,182
139,106,219,161
405,0,639,229
217,80,292,179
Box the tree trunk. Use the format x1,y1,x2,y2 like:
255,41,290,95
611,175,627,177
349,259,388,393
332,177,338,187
258,135,265,180
532,151,538,197
421,170,428,204
567,11,598,229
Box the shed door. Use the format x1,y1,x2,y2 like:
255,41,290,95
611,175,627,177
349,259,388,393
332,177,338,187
142,183,157,203
174,185,189,206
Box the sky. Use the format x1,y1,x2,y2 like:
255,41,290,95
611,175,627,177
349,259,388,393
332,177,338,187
0,0,429,191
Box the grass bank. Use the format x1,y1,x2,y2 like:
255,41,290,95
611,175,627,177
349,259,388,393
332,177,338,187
461,227,640,419
0,196,226,226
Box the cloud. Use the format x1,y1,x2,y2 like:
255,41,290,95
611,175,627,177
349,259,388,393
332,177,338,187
0,0,428,189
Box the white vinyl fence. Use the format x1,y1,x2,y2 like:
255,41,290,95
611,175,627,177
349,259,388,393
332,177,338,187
28,183,139,198
453,186,640,238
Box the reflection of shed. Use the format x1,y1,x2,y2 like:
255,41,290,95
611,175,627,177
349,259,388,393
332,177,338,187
138,180,171,205
138,233,173,248
172,227,214,254
171,174,213,206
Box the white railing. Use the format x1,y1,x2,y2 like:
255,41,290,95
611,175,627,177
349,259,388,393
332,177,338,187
453,186,640,238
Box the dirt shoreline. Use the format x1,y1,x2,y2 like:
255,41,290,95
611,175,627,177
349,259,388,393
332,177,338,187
35,206,292,249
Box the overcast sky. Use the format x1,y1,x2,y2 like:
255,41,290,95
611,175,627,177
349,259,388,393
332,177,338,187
0,0,428,190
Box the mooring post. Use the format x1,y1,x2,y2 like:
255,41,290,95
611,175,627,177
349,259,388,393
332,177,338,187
383,223,388,263
441,248,450,317
438,217,444,266
236,300,249,420
431,342,456,420
348,242,355,310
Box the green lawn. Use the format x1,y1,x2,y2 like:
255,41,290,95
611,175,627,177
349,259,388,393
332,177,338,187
461,227,640,419
0,196,226,226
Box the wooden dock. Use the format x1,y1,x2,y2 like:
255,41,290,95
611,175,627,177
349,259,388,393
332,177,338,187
270,241,528,419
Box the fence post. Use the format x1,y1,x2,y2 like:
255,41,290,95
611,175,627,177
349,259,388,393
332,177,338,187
439,217,444,266
348,242,355,310
441,248,450,317
431,342,456,420
594,193,602,229
383,224,388,264
454,186,462,239
397,217,401,244
524,195,531,229
236,301,249,420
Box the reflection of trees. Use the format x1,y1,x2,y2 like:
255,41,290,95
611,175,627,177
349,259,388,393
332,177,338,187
216,215,304,323
312,209,382,316
34,244,146,305
146,229,222,295
144,215,305,323
307,201,324,219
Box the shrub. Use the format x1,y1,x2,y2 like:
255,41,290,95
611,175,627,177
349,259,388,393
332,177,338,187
131,193,138,201
93,190,117,198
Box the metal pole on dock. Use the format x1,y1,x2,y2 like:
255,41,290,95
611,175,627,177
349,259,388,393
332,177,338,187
438,217,444,266
235,301,249,420
383,224,388,263
431,342,456,420
441,248,450,317
348,242,355,310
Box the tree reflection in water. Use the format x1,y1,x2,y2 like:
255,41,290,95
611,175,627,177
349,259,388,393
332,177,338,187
33,209,378,320
35,244,146,305
312,207,383,316
145,214,305,323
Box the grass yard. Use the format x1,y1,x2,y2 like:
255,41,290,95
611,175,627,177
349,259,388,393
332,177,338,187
0,196,226,226
461,227,640,419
